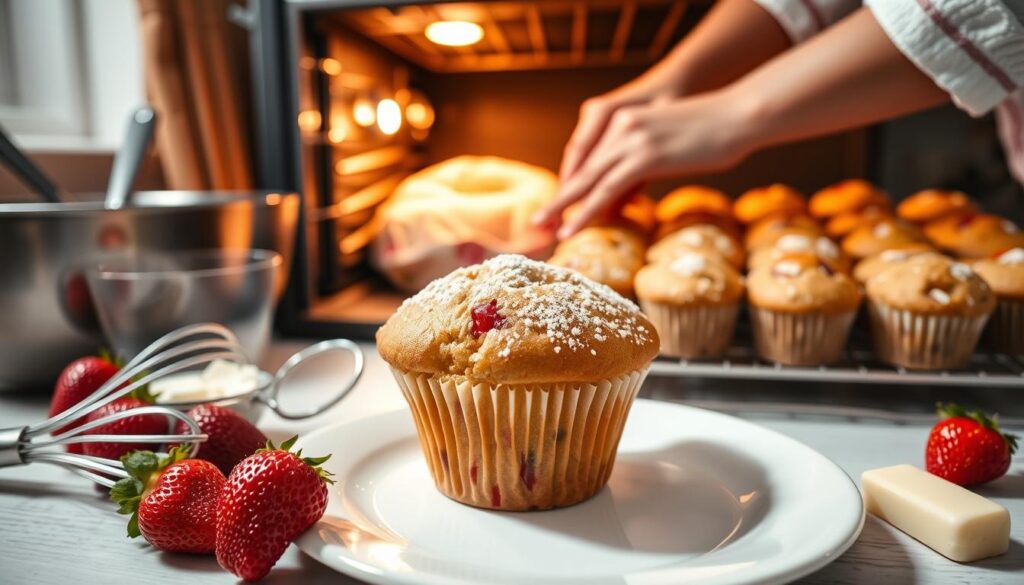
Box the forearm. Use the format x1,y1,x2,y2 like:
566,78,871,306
651,0,793,96
731,7,950,151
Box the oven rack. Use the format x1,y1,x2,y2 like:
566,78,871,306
649,347,1024,387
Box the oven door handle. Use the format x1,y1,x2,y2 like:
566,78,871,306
257,339,364,420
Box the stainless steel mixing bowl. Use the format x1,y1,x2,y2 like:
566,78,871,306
0,190,299,390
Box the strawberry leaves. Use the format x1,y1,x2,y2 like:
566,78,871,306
258,436,335,485
936,402,1019,455
110,446,191,537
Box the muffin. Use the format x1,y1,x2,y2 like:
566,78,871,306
747,253,861,365
376,254,659,511
548,227,645,297
824,205,891,239
655,185,733,224
656,213,741,241
647,225,744,268
744,214,822,250
972,247,1024,354
924,213,1024,258
635,252,743,359
866,254,995,369
747,233,851,274
809,179,889,219
734,184,806,225
841,218,927,260
852,245,940,285
897,189,975,225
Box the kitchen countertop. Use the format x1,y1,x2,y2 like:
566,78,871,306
0,338,1021,584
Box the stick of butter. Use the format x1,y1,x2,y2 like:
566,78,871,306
862,464,1010,562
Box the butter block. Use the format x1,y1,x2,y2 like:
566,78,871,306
862,464,1010,562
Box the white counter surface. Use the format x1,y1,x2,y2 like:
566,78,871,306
0,339,1021,584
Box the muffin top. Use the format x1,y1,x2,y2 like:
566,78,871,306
744,214,822,250
747,253,861,313
841,218,926,260
656,213,740,241
552,226,647,260
972,247,1024,300
809,179,889,219
824,206,891,239
655,185,732,223
647,225,744,268
851,245,941,284
747,234,850,274
734,184,806,224
897,189,975,224
548,248,642,299
376,254,659,384
634,252,743,307
866,254,996,316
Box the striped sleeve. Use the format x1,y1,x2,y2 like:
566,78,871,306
752,0,860,43
865,0,1024,116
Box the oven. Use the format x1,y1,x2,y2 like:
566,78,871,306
246,0,1022,408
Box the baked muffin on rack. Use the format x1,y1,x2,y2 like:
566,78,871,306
841,218,928,260
635,252,743,359
548,226,646,297
377,254,659,511
647,224,744,269
924,213,1024,259
747,252,861,366
744,214,822,250
824,205,891,239
897,190,975,225
734,184,806,225
851,244,941,285
655,185,733,224
808,179,889,220
747,233,851,275
971,247,1024,355
865,254,995,369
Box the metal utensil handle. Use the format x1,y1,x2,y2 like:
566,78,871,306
0,124,61,203
104,106,157,210
259,339,364,420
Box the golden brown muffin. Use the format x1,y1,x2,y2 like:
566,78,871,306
655,185,733,223
635,253,743,358
809,179,889,219
552,225,646,260
824,206,891,239
744,214,822,250
897,190,976,224
377,254,659,511
549,226,645,296
865,254,995,369
972,247,1024,354
746,253,861,365
656,213,741,241
647,225,744,268
841,218,927,260
734,184,806,225
851,245,941,285
747,233,852,274
924,213,1024,258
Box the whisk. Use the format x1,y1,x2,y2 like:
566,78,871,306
0,323,250,488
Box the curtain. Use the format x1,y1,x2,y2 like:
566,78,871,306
136,0,253,190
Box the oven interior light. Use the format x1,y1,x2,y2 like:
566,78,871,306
377,99,402,135
297,110,321,132
353,98,376,127
425,21,484,47
406,102,435,130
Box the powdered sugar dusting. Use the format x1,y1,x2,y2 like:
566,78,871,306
998,248,1024,265
401,254,652,355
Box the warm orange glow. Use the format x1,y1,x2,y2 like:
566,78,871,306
425,21,484,47
265,193,282,205
377,99,402,135
406,102,435,130
319,58,342,75
297,110,321,132
335,146,406,175
353,98,376,127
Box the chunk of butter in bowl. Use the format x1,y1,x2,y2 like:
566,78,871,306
154,359,270,421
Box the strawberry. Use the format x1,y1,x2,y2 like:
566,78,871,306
111,447,225,553
49,355,120,454
170,404,267,476
216,436,332,581
81,387,166,460
925,403,1019,486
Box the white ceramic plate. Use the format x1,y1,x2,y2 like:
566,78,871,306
296,399,864,585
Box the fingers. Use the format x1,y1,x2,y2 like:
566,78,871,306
557,156,649,240
534,129,630,229
558,98,615,182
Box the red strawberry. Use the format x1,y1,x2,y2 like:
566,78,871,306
216,436,332,581
81,388,166,460
49,355,120,454
170,404,267,476
111,447,225,553
925,403,1019,486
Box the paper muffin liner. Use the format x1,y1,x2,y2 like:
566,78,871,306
983,299,1023,355
867,301,990,369
749,308,856,366
390,367,647,511
639,301,738,359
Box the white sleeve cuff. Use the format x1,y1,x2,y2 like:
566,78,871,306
865,0,1024,116
753,0,859,43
